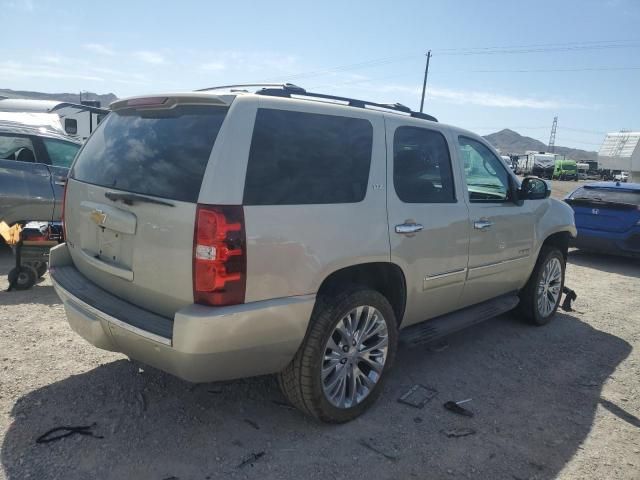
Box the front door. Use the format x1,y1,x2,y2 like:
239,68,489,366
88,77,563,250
386,119,470,326
0,133,54,224
453,135,534,307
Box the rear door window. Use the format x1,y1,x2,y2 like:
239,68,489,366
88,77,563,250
393,126,455,203
243,108,373,205
42,138,80,168
71,105,227,203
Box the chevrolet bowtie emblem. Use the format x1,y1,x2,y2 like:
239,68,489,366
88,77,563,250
90,209,107,225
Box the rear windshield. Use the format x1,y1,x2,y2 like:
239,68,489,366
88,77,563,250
569,187,640,206
71,105,227,203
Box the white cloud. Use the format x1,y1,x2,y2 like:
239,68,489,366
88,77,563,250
84,43,115,56
0,61,103,82
3,0,33,11
201,62,226,72
429,86,566,109
133,51,166,65
198,51,297,74
354,83,583,109
40,55,62,64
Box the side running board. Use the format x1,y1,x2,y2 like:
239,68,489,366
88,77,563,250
400,293,520,346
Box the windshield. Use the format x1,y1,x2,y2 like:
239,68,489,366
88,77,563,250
569,187,640,206
71,105,227,203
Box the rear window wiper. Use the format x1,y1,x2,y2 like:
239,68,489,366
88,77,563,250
104,191,175,207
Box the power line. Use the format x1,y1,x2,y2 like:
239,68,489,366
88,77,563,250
471,66,640,73
261,39,640,83
307,62,640,92
435,38,640,52
439,43,640,56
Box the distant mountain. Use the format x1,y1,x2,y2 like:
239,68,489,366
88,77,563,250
0,88,118,108
483,128,598,161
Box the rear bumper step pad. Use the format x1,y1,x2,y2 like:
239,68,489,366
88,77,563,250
50,265,174,340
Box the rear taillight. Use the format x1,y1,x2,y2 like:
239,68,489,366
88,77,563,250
61,182,68,240
193,205,246,306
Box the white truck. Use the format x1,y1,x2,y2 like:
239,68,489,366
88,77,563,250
0,98,109,142
517,151,557,179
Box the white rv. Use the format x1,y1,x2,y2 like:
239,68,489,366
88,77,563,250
517,151,557,179
0,98,109,141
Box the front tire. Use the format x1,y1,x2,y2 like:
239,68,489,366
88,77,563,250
278,288,398,423
519,246,565,325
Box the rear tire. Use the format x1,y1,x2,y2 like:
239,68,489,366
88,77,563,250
278,287,398,423
519,246,565,325
8,266,37,290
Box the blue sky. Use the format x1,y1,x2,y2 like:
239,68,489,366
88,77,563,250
2,0,639,150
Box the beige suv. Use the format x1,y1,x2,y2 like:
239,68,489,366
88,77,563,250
50,84,576,422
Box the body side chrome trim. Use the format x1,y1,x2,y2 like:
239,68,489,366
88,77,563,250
424,267,467,280
468,255,529,273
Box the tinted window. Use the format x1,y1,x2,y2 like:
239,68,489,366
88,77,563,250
458,136,510,202
0,135,37,162
393,126,455,203
244,109,373,205
570,187,640,206
42,138,80,168
72,105,227,203
64,118,78,135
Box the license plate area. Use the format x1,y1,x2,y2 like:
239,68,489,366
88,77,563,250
96,226,134,269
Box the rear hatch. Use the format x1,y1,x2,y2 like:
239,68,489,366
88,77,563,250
65,96,229,317
566,186,640,233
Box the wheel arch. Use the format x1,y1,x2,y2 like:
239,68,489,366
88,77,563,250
315,262,407,327
540,230,571,261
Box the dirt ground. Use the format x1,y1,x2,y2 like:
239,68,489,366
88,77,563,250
1,180,639,480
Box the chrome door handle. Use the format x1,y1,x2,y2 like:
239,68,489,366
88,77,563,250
395,223,424,234
54,176,67,186
474,219,493,230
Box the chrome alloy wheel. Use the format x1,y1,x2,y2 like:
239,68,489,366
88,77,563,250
537,257,562,317
321,305,389,409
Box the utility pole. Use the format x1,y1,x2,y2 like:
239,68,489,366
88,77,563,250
419,50,432,113
548,116,558,153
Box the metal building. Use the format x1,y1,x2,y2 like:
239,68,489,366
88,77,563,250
598,131,640,182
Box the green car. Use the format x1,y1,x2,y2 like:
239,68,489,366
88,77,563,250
554,159,578,181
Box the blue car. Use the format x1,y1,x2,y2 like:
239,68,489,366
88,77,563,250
565,182,640,257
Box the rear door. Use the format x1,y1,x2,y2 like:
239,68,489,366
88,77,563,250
454,135,534,307
38,136,81,220
0,133,55,224
386,119,470,326
65,99,229,317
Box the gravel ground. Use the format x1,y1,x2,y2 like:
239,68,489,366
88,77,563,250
1,180,639,480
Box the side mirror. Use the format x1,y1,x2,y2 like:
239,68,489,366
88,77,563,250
519,177,550,201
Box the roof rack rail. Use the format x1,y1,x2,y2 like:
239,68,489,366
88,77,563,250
194,83,437,122
195,83,306,93
255,84,438,122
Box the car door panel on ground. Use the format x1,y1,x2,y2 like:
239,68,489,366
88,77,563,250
452,134,534,307
386,119,470,326
0,133,55,224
